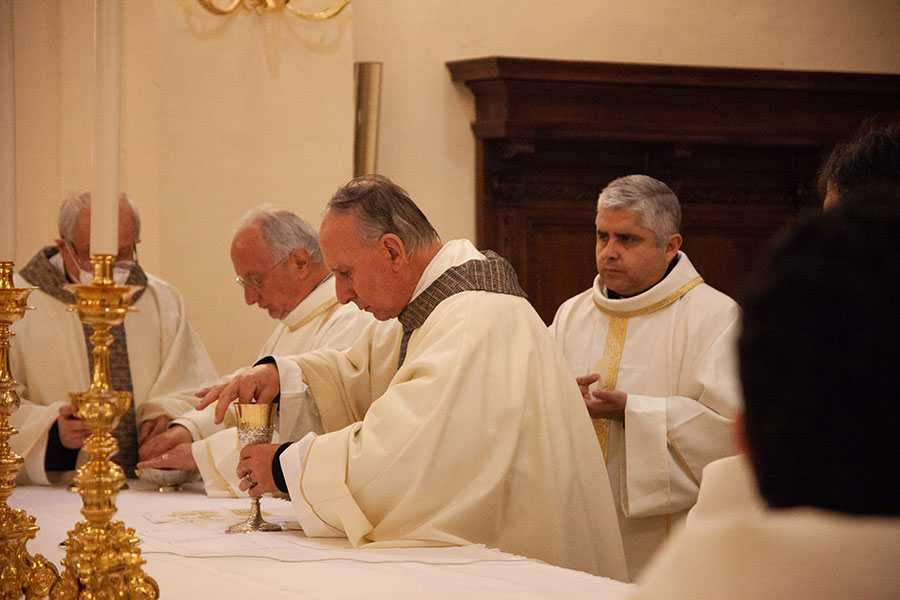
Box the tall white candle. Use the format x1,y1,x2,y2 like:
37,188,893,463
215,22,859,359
1,0,16,262
91,0,121,256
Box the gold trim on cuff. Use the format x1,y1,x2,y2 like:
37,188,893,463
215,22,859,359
298,437,343,533
666,430,701,488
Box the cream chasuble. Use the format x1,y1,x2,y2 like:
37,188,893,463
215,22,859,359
172,277,373,497
549,251,741,579
632,459,900,600
274,240,628,580
685,455,763,529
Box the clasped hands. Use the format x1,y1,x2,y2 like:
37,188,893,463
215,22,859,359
575,374,627,421
58,404,175,452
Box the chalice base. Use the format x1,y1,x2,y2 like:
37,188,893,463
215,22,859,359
226,498,281,533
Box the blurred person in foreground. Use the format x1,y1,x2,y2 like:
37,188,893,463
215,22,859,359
633,202,900,599
820,119,900,210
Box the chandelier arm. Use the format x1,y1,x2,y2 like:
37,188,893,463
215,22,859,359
284,0,349,21
198,0,245,15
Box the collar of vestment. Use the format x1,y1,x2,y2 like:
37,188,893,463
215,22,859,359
396,240,526,367
18,245,148,305
588,250,703,465
285,274,341,333
592,251,703,318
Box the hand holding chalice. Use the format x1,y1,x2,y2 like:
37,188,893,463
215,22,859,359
227,402,282,534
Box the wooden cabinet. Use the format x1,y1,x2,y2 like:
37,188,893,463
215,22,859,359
447,57,900,321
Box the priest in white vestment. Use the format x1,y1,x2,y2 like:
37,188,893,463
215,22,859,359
10,194,217,484
633,202,900,599
548,175,742,578
198,175,628,580
137,207,372,497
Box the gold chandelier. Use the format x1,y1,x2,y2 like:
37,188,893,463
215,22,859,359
198,0,349,20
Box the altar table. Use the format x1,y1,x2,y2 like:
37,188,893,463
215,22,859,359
15,481,634,599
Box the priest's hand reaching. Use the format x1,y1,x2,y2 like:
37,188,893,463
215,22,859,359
194,363,281,425
139,424,192,460
237,443,279,498
136,441,197,471
138,414,172,446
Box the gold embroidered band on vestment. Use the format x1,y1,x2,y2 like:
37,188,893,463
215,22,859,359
591,276,703,463
288,298,341,333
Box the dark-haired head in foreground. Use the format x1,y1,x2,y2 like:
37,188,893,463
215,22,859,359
739,202,900,516
819,119,900,209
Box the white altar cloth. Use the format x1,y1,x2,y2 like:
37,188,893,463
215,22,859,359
15,481,633,599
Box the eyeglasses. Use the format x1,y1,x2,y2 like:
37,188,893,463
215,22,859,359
66,240,139,270
234,256,289,290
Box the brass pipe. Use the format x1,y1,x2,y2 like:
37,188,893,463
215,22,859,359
354,61,383,177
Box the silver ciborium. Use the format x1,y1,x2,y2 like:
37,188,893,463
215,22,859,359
226,402,281,534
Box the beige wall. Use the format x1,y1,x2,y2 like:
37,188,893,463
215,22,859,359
9,0,900,375
12,0,353,373
352,0,900,244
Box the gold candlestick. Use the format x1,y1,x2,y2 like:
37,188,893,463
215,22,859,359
50,255,158,599
0,260,61,599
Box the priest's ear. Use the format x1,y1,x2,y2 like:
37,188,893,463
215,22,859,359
380,233,407,272
288,248,311,278
664,232,683,261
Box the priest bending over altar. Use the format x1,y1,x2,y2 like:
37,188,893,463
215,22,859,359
197,175,628,581
137,206,373,497
549,175,742,579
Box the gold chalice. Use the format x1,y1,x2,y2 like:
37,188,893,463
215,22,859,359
226,402,281,534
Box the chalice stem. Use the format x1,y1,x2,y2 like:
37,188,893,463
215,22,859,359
248,497,264,526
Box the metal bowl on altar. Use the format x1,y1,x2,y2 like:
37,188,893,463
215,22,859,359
135,468,198,492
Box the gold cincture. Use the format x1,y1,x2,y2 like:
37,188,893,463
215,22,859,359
198,0,349,20
0,261,60,599
50,255,158,599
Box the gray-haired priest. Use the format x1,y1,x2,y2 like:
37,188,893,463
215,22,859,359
10,193,217,485
136,205,373,497
198,174,628,580
549,175,742,580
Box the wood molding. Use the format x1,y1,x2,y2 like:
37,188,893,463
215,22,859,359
448,56,900,321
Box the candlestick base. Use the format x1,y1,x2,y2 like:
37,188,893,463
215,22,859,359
0,509,60,599
0,261,61,598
